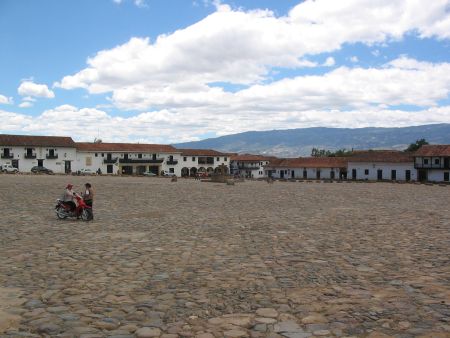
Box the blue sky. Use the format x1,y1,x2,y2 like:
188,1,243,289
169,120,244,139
1,0,450,143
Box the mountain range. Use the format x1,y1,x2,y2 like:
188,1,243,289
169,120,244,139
174,124,450,157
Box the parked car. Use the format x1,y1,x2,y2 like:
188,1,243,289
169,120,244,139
31,166,53,174
78,168,95,175
143,171,157,177
161,170,176,177
2,164,19,173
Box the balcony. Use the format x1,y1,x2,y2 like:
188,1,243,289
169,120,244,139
166,160,178,165
103,158,118,164
119,158,164,164
24,153,37,159
1,153,14,159
46,154,58,159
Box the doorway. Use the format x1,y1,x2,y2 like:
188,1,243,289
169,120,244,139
377,169,383,180
12,159,19,169
352,169,357,180
391,170,397,181
38,159,44,167
418,170,427,182
64,161,71,174
405,170,411,181
107,165,113,174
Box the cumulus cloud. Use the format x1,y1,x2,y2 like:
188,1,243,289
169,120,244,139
0,94,13,105
18,81,55,99
19,101,33,108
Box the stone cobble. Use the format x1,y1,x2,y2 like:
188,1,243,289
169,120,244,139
0,175,449,337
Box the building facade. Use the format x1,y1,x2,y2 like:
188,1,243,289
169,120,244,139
230,154,274,179
75,142,182,176
414,145,450,182
0,135,77,173
265,157,348,180
178,149,230,177
347,151,416,181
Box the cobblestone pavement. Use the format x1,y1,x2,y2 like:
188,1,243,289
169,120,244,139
0,175,449,338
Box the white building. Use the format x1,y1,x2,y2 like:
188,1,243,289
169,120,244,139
414,145,450,182
265,157,348,180
347,150,416,181
75,142,182,176
0,134,77,173
230,154,275,179
178,149,230,177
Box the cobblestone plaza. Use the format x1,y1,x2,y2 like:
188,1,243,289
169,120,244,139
0,175,449,337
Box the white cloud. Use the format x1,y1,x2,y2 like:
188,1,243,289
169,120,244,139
19,101,33,108
18,81,55,99
350,56,359,63
56,0,450,114
0,94,13,105
323,57,335,67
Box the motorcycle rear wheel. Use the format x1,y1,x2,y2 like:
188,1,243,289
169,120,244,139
81,209,90,221
56,207,68,219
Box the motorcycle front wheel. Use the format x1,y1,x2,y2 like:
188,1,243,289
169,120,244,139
56,207,68,219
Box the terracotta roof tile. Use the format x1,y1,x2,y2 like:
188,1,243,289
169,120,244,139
348,150,413,163
76,142,179,153
266,157,349,169
414,145,450,157
231,154,277,162
0,134,76,147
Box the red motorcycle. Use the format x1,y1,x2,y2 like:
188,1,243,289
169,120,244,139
55,193,92,221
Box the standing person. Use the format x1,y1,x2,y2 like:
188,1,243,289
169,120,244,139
63,184,76,211
83,183,94,220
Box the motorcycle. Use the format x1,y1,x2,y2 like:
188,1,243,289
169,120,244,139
55,193,92,221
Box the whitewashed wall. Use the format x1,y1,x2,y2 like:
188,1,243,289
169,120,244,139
347,162,416,181
0,146,77,173
267,167,341,179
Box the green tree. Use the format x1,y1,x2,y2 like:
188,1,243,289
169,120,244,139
405,138,428,152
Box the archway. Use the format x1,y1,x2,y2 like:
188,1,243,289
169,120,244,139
181,167,189,177
190,167,197,177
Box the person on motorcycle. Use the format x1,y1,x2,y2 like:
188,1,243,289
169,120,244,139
63,184,76,211
83,183,94,220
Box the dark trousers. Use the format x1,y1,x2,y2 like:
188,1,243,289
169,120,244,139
84,200,93,220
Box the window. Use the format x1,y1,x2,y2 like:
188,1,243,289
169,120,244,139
95,153,98,157
183,157,187,161
169,168,175,173
365,169,369,175
444,172,449,182
224,157,227,161
434,158,440,165
101,153,104,157
192,157,196,161
138,154,142,159
424,159,429,164
217,157,220,161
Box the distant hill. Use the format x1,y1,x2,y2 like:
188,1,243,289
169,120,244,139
174,124,450,157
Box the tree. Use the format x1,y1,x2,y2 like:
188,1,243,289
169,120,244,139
310,147,353,157
405,139,428,152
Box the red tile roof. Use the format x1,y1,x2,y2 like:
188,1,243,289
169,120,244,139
414,145,450,157
266,157,349,169
348,150,413,163
0,134,76,147
231,154,276,162
76,142,179,153
179,149,230,156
